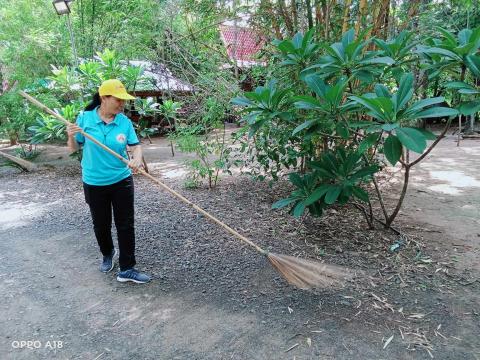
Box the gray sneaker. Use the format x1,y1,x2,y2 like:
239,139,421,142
117,268,151,284
100,248,116,273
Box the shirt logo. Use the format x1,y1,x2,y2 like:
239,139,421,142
116,133,126,143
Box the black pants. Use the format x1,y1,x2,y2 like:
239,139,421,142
83,176,136,271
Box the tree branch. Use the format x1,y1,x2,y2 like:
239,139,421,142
408,119,451,168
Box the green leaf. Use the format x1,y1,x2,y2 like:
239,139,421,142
458,28,472,46
280,59,299,66
304,184,331,206
293,95,323,110
406,97,446,114
358,56,395,65
325,186,342,205
416,128,437,140
349,121,377,129
329,42,346,61
289,172,304,188
326,77,348,106
352,186,369,202
277,40,296,54
459,100,480,115
323,152,339,173
336,122,349,139
395,73,414,111
382,123,398,131
468,26,480,45
310,162,335,179
341,29,355,48
395,127,427,153
358,133,380,154
436,27,457,47
383,134,402,165
304,75,327,98
292,119,316,135
374,84,391,98
465,55,480,77
272,197,298,209
293,201,306,218
231,97,253,107
350,165,380,180
445,81,477,91
349,96,388,122
414,107,458,119
292,32,303,49
459,88,480,95
416,46,462,61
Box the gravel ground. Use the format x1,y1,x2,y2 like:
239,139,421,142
0,140,479,359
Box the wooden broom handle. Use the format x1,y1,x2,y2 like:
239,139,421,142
20,91,129,166
19,91,267,255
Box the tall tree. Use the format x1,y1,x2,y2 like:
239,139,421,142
355,0,368,36
305,0,315,30
342,0,352,33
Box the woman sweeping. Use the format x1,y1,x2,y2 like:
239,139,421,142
66,79,151,284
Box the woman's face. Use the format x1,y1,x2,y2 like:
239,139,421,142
101,96,125,114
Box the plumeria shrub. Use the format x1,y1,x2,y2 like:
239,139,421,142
232,28,478,227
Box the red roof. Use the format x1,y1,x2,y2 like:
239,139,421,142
219,25,265,61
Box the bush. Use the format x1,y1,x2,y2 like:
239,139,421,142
232,27,479,227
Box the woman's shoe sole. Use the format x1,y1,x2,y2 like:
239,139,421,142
116,276,149,284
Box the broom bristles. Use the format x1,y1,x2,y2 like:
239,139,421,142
267,253,358,289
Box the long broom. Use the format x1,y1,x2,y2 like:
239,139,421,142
20,91,356,290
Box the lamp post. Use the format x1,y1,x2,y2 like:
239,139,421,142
52,0,79,69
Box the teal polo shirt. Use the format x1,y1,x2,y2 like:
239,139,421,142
75,107,140,186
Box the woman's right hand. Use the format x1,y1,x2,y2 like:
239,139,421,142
66,123,82,137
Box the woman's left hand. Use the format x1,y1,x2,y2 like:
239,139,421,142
128,158,143,174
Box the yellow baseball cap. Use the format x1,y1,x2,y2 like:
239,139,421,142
98,79,135,100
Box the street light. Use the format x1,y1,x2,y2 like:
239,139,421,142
52,0,71,15
52,0,79,69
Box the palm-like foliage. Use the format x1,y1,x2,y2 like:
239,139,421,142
417,26,480,79
304,29,395,83
349,73,458,164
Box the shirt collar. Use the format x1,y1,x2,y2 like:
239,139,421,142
95,106,120,125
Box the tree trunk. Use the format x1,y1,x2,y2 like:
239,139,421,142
278,0,295,36
305,0,314,30
382,1,390,38
342,0,352,34
369,1,381,38
400,0,420,31
324,0,336,39
315,0,324,29
291,0,299,31
261,0,283,39
355,0,368,36
368,0,390,50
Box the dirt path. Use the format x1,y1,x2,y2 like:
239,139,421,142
400,136,480,273
0,135,479,359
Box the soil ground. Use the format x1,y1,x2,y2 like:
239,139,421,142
0,131,479,359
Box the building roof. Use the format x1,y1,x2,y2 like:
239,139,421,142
219,24,266,67
127,60,193,92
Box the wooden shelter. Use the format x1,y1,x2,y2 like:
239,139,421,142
219,23,266,91
125,60,194,130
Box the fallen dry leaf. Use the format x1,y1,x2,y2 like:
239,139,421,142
285,343,299,353
408,313,426,319
383,334,394,349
